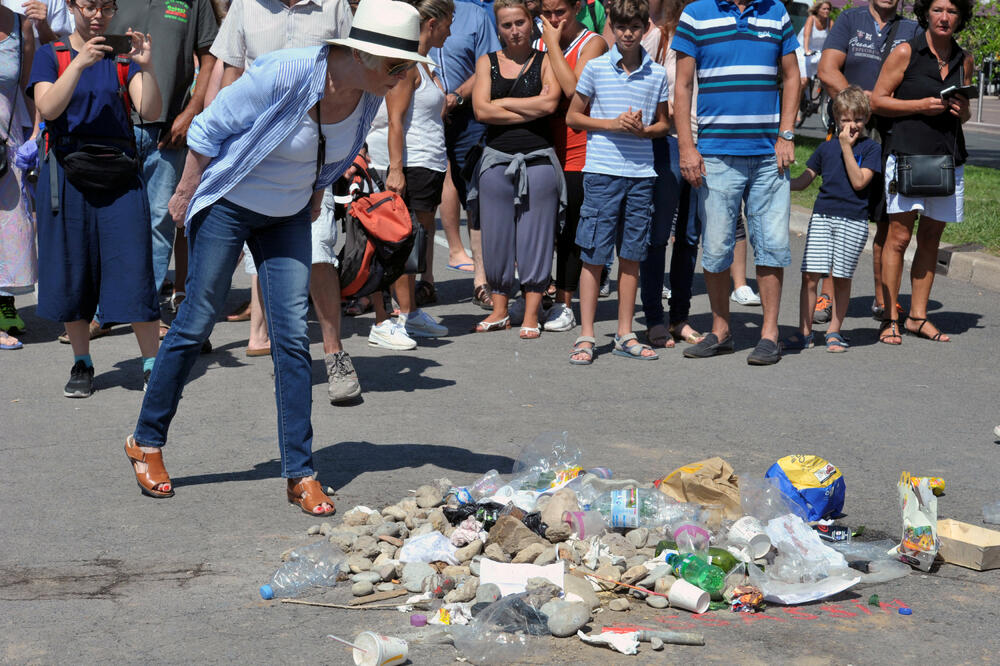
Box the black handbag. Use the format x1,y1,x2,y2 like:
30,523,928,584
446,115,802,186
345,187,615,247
58,143,141,193
404,221,427,274
895,154,955,197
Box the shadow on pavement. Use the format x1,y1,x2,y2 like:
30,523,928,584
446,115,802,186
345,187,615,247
317,355,456,392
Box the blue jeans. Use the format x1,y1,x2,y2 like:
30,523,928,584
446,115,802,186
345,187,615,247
134,199,315,479
134,124,186,293
640,137,702,327
698,154,790,274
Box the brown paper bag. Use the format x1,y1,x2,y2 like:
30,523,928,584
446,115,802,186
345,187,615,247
655,457,741,519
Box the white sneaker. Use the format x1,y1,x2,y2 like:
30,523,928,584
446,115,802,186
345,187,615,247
730,285,761,306
401,309,447,338
662,286,671,300
542,303,576,331
368,320,417,350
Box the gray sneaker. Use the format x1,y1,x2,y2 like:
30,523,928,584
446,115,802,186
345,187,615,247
325,351,361,404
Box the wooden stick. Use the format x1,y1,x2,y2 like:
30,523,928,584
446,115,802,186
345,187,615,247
280,598,430,611
347,589,410,606
569,568,670,598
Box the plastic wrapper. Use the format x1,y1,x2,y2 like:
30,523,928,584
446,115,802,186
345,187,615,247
740,477,808,522
450,517,485,547
509,431,584,494
894,472,938,571
450,592,549,665
398,532,460,565
471,470,503,500
831,539,910,585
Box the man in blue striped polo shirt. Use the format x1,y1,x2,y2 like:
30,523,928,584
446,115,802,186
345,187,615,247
672,0,800,365
566,0,670,364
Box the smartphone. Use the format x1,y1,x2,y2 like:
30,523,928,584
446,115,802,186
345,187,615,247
102,34,132,59
939,84,978,100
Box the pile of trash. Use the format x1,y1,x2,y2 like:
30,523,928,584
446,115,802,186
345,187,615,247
260,433,995,664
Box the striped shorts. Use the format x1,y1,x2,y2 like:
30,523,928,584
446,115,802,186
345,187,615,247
801,214,870,279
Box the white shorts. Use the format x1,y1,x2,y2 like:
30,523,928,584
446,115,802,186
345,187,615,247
243,189,339,275
885,154,964,223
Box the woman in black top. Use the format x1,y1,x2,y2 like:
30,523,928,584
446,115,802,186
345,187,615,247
871,0,973,344
471,0,561,338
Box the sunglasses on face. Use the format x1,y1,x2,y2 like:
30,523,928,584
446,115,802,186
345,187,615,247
385,59,416,77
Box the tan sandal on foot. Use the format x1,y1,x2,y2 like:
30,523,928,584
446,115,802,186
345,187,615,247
287,477,335,516
125,436,175,498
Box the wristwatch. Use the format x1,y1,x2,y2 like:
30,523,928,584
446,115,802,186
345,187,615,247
780,130,796,141
453,92,466,107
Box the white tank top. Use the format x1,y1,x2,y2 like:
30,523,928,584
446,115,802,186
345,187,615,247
367,64,447,172
806,21,829,52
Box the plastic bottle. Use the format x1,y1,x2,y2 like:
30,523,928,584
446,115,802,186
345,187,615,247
655,540,740,574
470,469,503,499
563,510,608,539
591,487,675,529
259,541,346,599
672,522,711,558
666,552,725,593
984,500,1000,525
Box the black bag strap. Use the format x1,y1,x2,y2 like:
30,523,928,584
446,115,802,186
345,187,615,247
509,51,538,96
314,102,326,190
879,18,901,63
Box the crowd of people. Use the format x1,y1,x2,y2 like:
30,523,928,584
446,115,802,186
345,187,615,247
0,0,975,511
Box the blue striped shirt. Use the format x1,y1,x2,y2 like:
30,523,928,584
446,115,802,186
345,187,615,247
672,0,798,156
185,46,381,226
575,45,669,178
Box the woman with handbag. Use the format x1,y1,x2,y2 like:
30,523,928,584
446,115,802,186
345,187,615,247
365,0,454,347
130,0,431,514
0,6,36,351
29,2,161,395
870,0,973,345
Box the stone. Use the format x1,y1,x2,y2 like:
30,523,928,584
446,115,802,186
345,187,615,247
375,563,396,582
625,528,649,550
469,556,483,576
544,523,573,544
625,555,648,570
621,565,648,586
415,485,443,509
427,509,449,534
538,489,581,528
328,531,357,552
376,542,398,557
409,522,435,538
351,581,374,596
534,546,557,566
404,515,417,530
563,574,601,611
556,543,580,564
650,637,664,651
343,508,372,526
594,564,622,591
609,597,630,611
401,562,436,593
475,582,501,604
599,532,637,560
347,555,372,573
306,524,321,536
545,601,591,638
646,594,669,609
366,511,384,526
639,565,673,588
654,575,676,595
455,539,483,562
376,582,396,592
372,552,392,568
512,543,547,564
373,521,404,538
573,540,591,557
352,535,380,559
486,515,545,556
350,571,381,585
483,543,510,563
442,565,471,578
382,505,408,521
443,578,479,603
525,578,562,602
398,498,418,514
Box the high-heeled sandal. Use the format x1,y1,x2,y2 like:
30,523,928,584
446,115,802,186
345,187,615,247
287,477,335,516
125,436,175,498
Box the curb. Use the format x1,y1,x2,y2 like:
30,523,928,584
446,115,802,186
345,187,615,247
789,205,1000,293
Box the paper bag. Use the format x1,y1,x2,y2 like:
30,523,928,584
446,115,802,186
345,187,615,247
654,457,741,519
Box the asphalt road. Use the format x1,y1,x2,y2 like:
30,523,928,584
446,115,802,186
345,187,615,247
2,227,999,664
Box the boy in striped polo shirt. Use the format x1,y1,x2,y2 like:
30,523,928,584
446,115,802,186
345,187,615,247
566,0,670,364
672,0,800,366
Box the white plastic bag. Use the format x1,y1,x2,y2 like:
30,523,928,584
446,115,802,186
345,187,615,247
398,532,460,565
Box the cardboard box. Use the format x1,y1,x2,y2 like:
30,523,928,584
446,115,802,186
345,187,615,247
936,519,1000,571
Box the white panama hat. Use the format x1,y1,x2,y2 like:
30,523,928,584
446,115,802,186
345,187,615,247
327,0,435,66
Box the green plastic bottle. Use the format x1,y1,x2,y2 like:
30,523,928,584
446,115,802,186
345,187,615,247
655,540,740,574
666,553,725,593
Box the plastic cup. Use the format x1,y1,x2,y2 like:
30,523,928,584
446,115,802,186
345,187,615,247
352,632,409,666
728,516,771,559
667,578,710,614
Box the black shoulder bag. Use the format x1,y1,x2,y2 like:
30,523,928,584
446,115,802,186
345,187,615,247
0,21,22,180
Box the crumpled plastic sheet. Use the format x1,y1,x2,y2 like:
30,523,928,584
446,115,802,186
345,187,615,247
450,517,485,547
576,630,639,655
450,592,549,666
582,537,626,570
398,532,460,565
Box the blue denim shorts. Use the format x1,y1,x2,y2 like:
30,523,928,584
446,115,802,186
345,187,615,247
576,173,655,265
698,154,791,273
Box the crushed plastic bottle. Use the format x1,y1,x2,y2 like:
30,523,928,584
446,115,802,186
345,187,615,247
259,541,346,599
591,488,677,529
563,510,608,539
984,500,1000,525
666,552,725,594
470,469,503,500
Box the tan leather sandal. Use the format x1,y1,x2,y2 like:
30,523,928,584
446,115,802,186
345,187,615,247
287,477,335,516
125,436,174,498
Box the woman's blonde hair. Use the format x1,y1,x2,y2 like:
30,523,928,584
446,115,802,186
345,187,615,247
493,0,531,22
407,0,455,23
809,0,831,17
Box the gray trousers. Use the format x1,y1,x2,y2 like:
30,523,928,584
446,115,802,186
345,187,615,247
478,162,559,294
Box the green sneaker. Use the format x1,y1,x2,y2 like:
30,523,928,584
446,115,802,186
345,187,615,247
0,296,25,333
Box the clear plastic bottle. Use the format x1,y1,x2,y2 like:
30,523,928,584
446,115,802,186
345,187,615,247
470,469,502,500
563,510,608,539
666,552,725,593
591,488,675,529
259,541,346,599
984,500,1000,525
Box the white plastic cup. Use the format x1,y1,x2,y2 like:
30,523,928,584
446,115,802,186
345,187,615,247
728,516,771,559
352,632,409,666
667,578,710,614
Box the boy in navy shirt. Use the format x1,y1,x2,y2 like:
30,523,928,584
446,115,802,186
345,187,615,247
787,86,881,353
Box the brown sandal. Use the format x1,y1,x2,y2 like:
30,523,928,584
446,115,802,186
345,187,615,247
287,477,336,516
125,436,175,498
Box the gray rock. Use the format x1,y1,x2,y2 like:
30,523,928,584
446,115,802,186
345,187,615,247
373,521,403,538
428,509,449,534
646,594,669,609
375,563,396,582
372,552,392,568
343,509,372,526
397,498,418,514
534,546,557,566
328,531,358,552
512,543,547,564
539,599,561,620
401,562,436,593
350,571,382,584
609,598,630,611
347,555,372,573
556,543,580,564
483,543,510,563
650,637,664,651
442,565,471,578
524,578,562,603
653,575,676,595
544,523,573,543
455,539,483,562
409,522,436,538
625,528,649,549
563,574,601,611
366,512,384,526
475,582,502,604
351,581,374,597
594,564,623,591
415,485,443,509
621,565,648,586
469,556,483,576
639,565,674,588
353,535,380,559
599,532,637,560
381,505,408,521
545,601,591,638
306,524,321,536
573,540,591,557
376,582,396,592
625,555,648,570
443,578,479,603
486,516,545,557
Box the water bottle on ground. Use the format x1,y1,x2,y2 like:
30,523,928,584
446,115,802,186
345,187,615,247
591,487,674,529
666,552,725,593
984,500,1000,525
259,540,346,599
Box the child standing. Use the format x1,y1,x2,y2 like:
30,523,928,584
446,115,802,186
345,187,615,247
565,0,670,364
787,86,881,353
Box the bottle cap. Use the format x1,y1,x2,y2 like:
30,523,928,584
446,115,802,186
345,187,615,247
898,607,912,615
259,584,274,600
410,614,428,627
